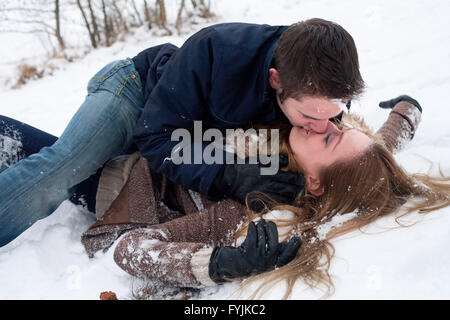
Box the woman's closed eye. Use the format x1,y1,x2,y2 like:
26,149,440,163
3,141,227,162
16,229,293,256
325,132,340,147
325,134,331,145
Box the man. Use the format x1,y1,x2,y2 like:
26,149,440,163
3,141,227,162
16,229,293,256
133,18,364,205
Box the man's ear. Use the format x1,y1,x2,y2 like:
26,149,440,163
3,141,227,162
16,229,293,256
306,175,325,196
268,68,282,92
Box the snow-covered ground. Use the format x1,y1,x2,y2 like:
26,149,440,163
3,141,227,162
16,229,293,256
1,0,450,300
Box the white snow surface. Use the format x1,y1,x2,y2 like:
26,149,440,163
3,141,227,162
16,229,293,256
1,0,450,300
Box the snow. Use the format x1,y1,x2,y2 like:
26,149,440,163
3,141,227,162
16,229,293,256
1,0,450,300
315,211,359,241
0,132,23,168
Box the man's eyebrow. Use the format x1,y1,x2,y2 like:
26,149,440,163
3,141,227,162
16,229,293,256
299,110,344,122
332,131,345,151
298,110,324,121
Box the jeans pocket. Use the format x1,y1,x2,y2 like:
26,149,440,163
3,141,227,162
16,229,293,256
87,60,130,94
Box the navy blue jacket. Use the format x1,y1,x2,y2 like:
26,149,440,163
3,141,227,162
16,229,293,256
132,23,288,197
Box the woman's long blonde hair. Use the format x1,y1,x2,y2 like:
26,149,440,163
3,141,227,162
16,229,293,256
235,114,450,299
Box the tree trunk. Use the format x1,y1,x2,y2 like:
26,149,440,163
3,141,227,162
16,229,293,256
198,0,213,18
101,0,111,46
131,0,143,26
175,0,185,34
77,0,97,48
87,0,101,44
112,0,128,34
143,0,152,29
54,0,65,50
157,0,172,35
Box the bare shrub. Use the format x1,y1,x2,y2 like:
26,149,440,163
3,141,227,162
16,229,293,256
13,63,43,88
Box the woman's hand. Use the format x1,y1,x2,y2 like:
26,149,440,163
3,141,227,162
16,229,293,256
208,219,302,283
379,94,422,112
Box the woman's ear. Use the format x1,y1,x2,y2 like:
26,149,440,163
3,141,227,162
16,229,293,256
268,68,282,92
306,175,325,196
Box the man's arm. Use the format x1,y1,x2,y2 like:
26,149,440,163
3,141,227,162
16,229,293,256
133,27,224,196
133,25,304,205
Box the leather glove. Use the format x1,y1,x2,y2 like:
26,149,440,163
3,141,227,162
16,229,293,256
209,154,305,208
208,219,302,283
379,94,422,112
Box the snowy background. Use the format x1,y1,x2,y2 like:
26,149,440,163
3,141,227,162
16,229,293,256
1,0,450,300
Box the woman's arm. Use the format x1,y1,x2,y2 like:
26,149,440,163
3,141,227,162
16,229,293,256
113,198,247,288
376,96,422,153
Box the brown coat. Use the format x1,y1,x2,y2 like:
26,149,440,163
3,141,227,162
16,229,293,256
81,153,248,287
81,101,421,288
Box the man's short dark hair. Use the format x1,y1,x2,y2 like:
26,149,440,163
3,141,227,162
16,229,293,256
274,18,365,102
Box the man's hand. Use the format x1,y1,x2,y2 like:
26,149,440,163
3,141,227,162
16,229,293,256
208,219,302,283
209,154,304,208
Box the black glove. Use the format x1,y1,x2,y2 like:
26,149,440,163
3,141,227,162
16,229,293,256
208,219,302,283
209,154,305,208
379,95,422,113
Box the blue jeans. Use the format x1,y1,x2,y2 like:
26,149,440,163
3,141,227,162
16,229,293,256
0,115,102,213
0,58,144,247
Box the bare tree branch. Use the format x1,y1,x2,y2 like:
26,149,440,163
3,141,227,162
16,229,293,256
76,0,97,48
2,18,56,32
157,0,172,35
55,0,65,50
131,0,143,26
0,7,54,13
87,0,100,44
0,0,217,53
0,28,50,34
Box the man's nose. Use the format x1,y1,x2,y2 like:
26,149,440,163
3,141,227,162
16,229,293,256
325,121,343,135
310,120,329,133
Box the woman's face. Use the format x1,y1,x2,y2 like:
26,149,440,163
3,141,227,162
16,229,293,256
289,121,373,195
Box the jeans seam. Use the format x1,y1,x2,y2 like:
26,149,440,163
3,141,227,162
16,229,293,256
118,72,143,107
88,60,132,94
90,72,142,110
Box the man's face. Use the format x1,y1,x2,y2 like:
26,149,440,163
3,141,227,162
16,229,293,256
268,68,345,133
278,95,344,134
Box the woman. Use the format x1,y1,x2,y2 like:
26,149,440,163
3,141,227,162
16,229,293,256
76,97,448,298
1,97,437,298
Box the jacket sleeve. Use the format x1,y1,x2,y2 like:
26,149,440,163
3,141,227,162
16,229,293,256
113,198,247,288
133,27,226,197
376,101,422,153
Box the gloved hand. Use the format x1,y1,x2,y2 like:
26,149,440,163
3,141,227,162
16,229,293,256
208,219,302,283
209,154,305,208
379,94,422,113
